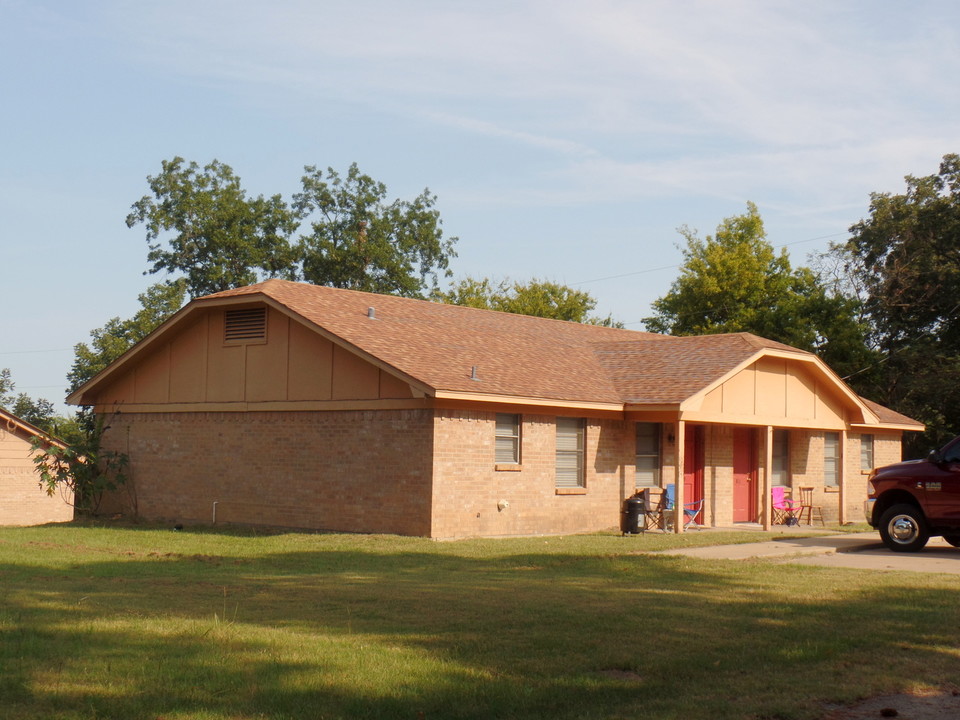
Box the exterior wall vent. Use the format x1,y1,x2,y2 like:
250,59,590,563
224,307,267,343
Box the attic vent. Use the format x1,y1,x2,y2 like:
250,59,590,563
224,307,267,342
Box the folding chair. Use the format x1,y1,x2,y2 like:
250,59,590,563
664,484,704,530
642,487,666,531
772,486,801,525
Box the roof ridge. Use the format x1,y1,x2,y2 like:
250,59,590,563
206,280,664,339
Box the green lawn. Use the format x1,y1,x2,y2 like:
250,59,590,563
1,522,957,719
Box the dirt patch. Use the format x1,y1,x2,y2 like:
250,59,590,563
823,688,960,719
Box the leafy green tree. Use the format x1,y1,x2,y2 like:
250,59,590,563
128,158,459,301
0,368,59,434
435,277,620,326
644,202,870,377
31,413,128,514
69,280,188,393
127,157,299,298
840,153,960,450
293,163,457,298
0,368,13,408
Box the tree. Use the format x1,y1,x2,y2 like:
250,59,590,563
31,413,128,514
0,368,58,434
644,203,870,377
69,280,188,393
435,277,620,325
293,163,457,298
839,153,960,450
127,157,299,298
127,158,459,300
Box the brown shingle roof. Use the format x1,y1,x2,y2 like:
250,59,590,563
592,334,798,404
208,279,661,403
859,397,924,429
78,278,914,430
204,280,810,406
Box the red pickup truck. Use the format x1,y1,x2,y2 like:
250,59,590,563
866,437,960,552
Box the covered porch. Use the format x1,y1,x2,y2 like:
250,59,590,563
625,349,919,533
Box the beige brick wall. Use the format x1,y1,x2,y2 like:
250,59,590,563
101,409,434,535
430,410,633,539
784,430,904,524
0,427,74,526
98,408,910,537
704,425,735,526
842,431,902,522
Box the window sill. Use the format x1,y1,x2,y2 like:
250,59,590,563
824,486,840,493
495,464,522,472
556,487,587,495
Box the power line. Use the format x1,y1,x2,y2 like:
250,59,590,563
574,231,848,286
0,348,72,356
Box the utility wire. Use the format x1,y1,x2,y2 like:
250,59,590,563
573,231,848,286
0,348,72,356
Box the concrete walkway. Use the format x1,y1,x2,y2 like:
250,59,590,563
656,532,960,574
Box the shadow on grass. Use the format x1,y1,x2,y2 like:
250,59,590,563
2,537,959,719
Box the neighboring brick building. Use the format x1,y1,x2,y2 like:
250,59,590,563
0,408,73,526
67,279,922,538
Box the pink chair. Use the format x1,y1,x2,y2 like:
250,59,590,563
772,487,800,525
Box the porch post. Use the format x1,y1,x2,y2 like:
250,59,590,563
674,420,685,534
839,429,848,524
762,425,773,531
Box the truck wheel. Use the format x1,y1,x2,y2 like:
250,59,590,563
878,504,929,552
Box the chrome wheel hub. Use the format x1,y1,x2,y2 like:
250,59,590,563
890,515,919,543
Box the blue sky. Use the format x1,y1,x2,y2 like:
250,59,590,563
2,0,959,412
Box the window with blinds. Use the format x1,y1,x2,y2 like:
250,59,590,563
772,429,790,485
635,422,660,488
224,307,267,343
556,417,585,488
860,434,874,472
495,414,520,464
824,431,840,487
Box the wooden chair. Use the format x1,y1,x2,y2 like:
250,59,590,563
797,486,825,526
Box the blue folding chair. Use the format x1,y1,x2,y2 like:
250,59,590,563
664,483,704,530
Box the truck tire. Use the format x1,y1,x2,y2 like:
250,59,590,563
878,503,929,552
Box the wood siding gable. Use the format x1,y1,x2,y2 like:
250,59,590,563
85,304,423,412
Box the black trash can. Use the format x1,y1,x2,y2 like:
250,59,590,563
622,494,645,535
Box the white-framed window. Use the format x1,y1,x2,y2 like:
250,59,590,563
824,432,841,487
635,422,660,488
556,417,585,488
860,434,875,472
495,413,521,464
772,429,790,486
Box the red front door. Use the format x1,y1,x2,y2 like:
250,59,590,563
732,427,756,522
684,425,704,523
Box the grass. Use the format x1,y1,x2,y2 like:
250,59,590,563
1,521,958,719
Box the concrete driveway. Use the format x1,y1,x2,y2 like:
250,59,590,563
657,532,960,574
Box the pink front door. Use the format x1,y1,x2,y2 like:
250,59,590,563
684,425,704,523
732,427,756,522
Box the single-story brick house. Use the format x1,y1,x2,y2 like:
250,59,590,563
0,408,73,525
67,279,921,538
